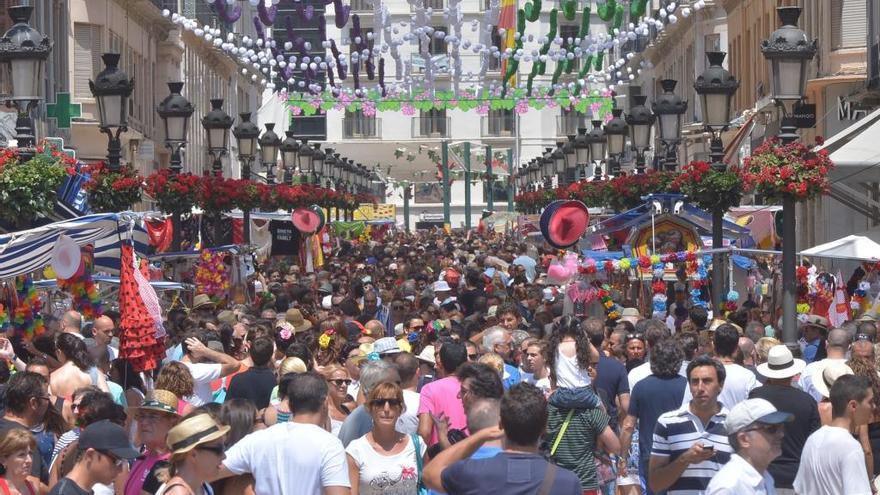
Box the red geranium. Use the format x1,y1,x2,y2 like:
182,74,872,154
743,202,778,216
740,137,833,202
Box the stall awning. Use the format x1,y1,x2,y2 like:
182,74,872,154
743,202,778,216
801,234,880,261
821,107,880,169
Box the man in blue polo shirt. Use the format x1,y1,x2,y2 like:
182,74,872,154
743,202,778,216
649,355,732,494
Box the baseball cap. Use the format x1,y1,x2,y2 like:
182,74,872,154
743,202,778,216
725,398,793,434
373,337,402,355
433,280,451,292
79,420,140,459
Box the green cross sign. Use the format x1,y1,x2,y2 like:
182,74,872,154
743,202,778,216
46,92,81,129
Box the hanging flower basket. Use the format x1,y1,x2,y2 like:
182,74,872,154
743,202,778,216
143,169,200,214
671,161,743,212
740,137,833,202
0,150,69,227
81,161,143,213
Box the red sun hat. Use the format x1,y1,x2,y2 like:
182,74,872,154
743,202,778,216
292,208,321,233
540,200,589,249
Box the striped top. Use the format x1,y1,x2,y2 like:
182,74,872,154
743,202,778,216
547,404,610,490
651,404,732,495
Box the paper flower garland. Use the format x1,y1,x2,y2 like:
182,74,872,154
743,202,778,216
13,276,44,341
56,246,103,319
194,250,231,299
0,304,8,332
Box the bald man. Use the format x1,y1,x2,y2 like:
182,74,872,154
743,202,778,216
61,310,83,339
92,316,118,361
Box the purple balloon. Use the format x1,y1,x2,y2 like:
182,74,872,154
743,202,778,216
378,57,386,96
258,1,278,26
253,16,264,41
285,15,296,41
214,1,242,24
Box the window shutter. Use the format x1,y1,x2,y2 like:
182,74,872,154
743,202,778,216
74,24,101,98
833,0,868,49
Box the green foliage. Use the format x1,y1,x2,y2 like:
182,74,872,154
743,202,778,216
0,154,68,226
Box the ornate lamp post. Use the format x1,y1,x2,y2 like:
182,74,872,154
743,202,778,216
232,113,259,243
89,53,133,171
541,147,555,189
653,79,688,171
258,123,280,184
563,136,577,184
311,144,325,186
0,5,51,160
626,95,655,174
201,99,233,177
694,50,740,312
552,142,566,187
573,129,590,182
156,82,194,251
280,131,299,184
586,121,607,181
296,139,312,183
604,108,628,178
762,6,817,346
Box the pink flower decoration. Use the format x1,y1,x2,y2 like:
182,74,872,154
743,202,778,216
290,106,303,116
401,103,415,116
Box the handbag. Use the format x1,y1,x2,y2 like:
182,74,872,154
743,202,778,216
550,409,575,456
411,434,429,495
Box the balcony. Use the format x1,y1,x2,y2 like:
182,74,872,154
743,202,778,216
343,117,381,139
412,117,451,138
411,0,445,10
556,113,587,136
149,0,179,11
481,115,516,137
350,0,372,11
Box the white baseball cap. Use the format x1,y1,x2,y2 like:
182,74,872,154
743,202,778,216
725,398,793,434
433,280,451,292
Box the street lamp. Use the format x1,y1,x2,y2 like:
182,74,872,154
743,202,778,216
586,120,607,180
297,139,313,182
232,112,260,243
604,109,628,177
156,82,194,252
574,129,590,181
280,131,299,184
694,51,739,167
563,136,577,184
553,141,566,186
201,99,233,176
0,5,51,160
321,147,334,187
626,95,655,174
89,53,134,171
156,82,194,175
652,79,688,171
694,50,739,313
762,5,817,347
311,144,325,186
541,147,555,188
258,123,280,184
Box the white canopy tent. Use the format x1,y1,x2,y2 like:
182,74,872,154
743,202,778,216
801,234,880,261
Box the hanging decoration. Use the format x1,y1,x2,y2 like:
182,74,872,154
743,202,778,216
0,304,9,333
194,249,232,300
740,137,834,203
12,276,44,341
56,245,103,319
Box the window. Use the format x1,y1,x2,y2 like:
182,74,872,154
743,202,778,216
485,108,515,136
344,109,378,138
559,25,579,72
832,0,868,49
704,33,721,53
74,24,103,99
422,26,447,55
418,109,447,137
488,26,503,71
349,28,375,75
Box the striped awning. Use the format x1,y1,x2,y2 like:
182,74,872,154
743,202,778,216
0,213,149,280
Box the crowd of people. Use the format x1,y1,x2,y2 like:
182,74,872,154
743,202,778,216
0,230,877,494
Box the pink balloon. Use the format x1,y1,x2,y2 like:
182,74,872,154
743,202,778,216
547,263,569,284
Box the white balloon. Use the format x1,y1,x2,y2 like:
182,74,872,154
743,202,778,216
681,7,691,17
205,34,213,41
162,9,171,17
668,15,677,24
195,28,204,36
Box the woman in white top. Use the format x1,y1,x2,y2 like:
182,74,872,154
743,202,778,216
156,414,229,495
547,315,596,389
345,382,427,495
322,364,356,437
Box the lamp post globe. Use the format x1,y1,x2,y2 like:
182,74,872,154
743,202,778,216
604,109,628,177
201,98,233,176
311,144,325,186
626,95,655,174
652,79,687,171
586,120,607,180
156,82,194,175
694,51,739,167
89,53,134,171
280,131,300,183
232,113,259,176
258,123,281,184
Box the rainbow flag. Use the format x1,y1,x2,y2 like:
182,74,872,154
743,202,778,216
498,0,517,82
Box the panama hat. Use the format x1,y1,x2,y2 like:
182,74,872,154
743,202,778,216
540,200,590,249
802,314,830,331
756,345,805,380
292,208,321,234
166,413,230,455
51,234,82,280
811,361,854,399
136,389,180,417
284,308,313,333
416,345,436,366
191,294,215,311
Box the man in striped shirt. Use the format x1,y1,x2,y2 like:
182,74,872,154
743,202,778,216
649,355,732,494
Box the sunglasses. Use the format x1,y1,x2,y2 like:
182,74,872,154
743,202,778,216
855,333,875,343
196,443,226,456
98,450,125,467
391,305,406,310
370,398,402,408
625,334,646,343
329,378,352,387
745,423,784,435
467,353,479,360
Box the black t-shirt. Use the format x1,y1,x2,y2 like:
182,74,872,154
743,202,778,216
593,355,630,433
0,417,45,482
226,367,277,410
47,477,91,495
749,383,821,488
441,451,581,495
268,220,299,256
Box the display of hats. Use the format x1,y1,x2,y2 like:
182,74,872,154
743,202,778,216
539,200,590,249
51,234,82,280
292,208,321,234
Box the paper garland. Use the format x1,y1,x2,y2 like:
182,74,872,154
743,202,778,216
194,250,231,299
13,276,44,341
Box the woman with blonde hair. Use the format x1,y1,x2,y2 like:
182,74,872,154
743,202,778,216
345,382,427,494
261,360,307,427
156,414,229,495
755,337,782,365
0,429,38,495
321,364,356,436
156,362,196,416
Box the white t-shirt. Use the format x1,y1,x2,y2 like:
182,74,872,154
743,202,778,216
628,361,652,391
681,363,758,408
183,362,222,406
554,348,591,388
705,453,776,495
794,425,872,495
396,389,421,435
345,434,427,495
224,422,350,495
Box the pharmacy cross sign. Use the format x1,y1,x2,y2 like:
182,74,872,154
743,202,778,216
46,92,81,129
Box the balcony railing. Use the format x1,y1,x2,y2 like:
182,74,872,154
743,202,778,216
481,115,516,137
556,114,587,136
343,117,381,139
412,117,451,138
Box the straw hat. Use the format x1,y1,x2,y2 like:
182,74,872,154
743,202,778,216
416,345,436,366
166,413,230,455
284,308,313,333
136,389,180,417
191,294,215,311
811,361,854,399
